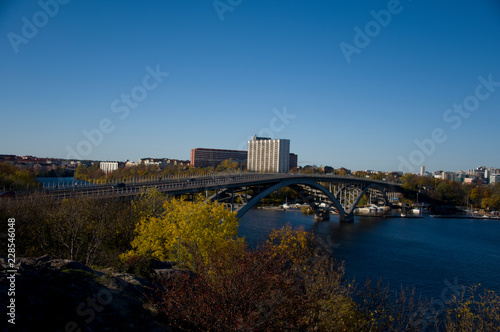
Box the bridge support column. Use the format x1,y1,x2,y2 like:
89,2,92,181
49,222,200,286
339,213,354,223
314,212,330,221
231,188,234,211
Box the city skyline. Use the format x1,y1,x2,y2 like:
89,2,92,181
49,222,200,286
3,152,500,178
1,1,500,173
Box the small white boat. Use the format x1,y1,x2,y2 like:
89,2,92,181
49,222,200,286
369,204,386,212
282,198,290,209
356,207,371,213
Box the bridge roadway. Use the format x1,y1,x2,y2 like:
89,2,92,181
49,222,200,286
31,173,402,222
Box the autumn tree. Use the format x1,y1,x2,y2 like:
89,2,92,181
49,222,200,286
132,187,167,220
470,187,482,208
0,162,38,190
216,158,239,172
74,163,105,181
433,180,464,205
122,195,242,269
0,193,137,266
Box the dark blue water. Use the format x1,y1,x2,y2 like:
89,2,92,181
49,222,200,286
239,209,500,301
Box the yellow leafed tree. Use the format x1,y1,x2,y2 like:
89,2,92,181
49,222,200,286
122,195,242,269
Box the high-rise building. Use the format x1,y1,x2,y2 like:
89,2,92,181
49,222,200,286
490,174,500,183
190,148,247,168
289,153,298,170
247,136,290,173
420,165,425,176
100,161,122,174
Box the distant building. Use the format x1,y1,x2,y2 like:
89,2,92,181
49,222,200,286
455,171,467,182
338,167,353,175
289,153,298,169
420,165,425,176
319,166,334,174
190,148,247,168
464,177,480,184
491,174,500,183
100,161,122,174
490,168,500,174
441,172,455,181
467,168,485,178
125,161,138,167
165,159,190,167
433,171,443,179
138,158,189,169
139,158,166,169
247,136,290,173
33,163,50,173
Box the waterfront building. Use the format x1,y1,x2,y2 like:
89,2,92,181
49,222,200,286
190,148,247,168
247,136,290,173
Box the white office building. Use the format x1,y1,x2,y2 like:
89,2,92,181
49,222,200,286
247,136,290,173
490,174,500,183
100,161,119,174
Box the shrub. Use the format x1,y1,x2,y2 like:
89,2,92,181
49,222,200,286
444,285,500,331
120,254,155,280
152,227,361,331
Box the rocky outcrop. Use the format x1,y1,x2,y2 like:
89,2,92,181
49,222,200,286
0,255,173,332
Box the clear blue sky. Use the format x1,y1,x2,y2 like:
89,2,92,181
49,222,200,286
1,0,499,173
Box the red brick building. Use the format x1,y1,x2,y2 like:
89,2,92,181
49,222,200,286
190,148,247,168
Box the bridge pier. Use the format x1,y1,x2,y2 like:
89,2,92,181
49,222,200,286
339,213,354,223
314,211,330,221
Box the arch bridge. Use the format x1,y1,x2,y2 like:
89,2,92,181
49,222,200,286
196,174,401,222
35,173,402,222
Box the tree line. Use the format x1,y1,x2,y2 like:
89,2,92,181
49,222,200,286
74,159,241,183
0,162,39,190
401,173,500,211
